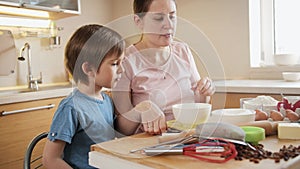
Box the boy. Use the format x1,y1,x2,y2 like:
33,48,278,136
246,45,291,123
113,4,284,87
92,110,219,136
42,24,125,169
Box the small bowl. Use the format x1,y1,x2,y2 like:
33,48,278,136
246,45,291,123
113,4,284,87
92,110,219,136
262,105,278,115
209,108,255,125
242,101,262,111
241,96,279,115
243,101,277,115
274,54,300,66
172,103,211,126
282,72,300,82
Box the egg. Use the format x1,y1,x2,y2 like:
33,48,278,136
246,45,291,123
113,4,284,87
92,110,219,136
270,110,284,121
285,109,300,122
255,109,268,121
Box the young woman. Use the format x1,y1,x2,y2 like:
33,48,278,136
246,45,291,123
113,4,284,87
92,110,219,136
113,0,216,135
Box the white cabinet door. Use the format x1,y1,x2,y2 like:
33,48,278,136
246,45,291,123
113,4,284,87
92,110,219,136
22,0,80,14
0,0,20,7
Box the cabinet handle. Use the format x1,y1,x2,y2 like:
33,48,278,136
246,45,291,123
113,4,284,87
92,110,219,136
1,104,55,116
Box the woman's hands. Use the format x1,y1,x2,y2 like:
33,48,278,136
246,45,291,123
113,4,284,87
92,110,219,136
135,100,167,135
192,77,216,102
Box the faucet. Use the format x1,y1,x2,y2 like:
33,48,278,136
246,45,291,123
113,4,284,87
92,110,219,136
18,42,42,91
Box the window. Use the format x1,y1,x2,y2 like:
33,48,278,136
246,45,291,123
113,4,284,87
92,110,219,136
274,0,300,55
249,0,300,68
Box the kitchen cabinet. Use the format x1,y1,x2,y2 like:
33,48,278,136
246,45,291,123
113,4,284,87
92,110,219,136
0,97,64,169
0,0,19,7
211,92,300,110
21,0,81,14
0,0,81,20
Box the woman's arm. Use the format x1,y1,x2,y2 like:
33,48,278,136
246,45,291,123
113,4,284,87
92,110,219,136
42,140,72,169
182,43,215,103
113,90,140,135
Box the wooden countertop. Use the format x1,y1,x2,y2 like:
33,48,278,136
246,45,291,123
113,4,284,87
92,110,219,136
214,80,300,94
89,133,300,169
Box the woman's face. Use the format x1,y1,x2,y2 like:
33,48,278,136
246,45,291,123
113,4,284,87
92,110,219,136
138,0,177,47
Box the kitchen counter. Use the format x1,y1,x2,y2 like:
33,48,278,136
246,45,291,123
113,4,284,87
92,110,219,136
214,80,300,95
1,80,299,105
0,82,73,105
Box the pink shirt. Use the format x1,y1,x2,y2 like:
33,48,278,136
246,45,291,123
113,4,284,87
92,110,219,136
114,41,200,120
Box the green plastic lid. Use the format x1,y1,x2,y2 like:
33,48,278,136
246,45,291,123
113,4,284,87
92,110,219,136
240,126,265,145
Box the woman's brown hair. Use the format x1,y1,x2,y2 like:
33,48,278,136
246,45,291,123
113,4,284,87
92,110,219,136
133,0,176,18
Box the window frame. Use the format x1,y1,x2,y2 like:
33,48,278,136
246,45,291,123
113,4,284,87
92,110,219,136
249,0,300,78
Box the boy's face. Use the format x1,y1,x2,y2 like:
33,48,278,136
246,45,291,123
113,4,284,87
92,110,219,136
95,53,124,89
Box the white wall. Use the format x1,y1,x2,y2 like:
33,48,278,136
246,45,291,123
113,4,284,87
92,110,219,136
110,0,251,80
0,0,113,87
177,0,250,79
0,0,254,87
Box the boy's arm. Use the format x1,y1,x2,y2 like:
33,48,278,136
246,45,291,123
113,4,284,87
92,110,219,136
42,140,72,169
113,91,167,136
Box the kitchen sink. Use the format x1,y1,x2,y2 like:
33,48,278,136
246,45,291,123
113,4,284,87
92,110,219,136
0,82,73,96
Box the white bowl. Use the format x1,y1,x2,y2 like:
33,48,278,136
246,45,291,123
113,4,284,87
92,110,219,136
172,103,211,125
240,96,279,115
261,105,278,115
209,108,255,125
274,54,300,66
282,72,300,82
242,101,262,110
242,101,277,115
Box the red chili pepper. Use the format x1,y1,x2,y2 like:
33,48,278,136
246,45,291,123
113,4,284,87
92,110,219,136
183,138,237,163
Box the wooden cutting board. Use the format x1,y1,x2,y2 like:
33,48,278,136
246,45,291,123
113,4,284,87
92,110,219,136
90,133,300,169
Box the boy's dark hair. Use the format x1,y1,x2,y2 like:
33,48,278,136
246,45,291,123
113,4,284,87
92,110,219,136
65,24,125,84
